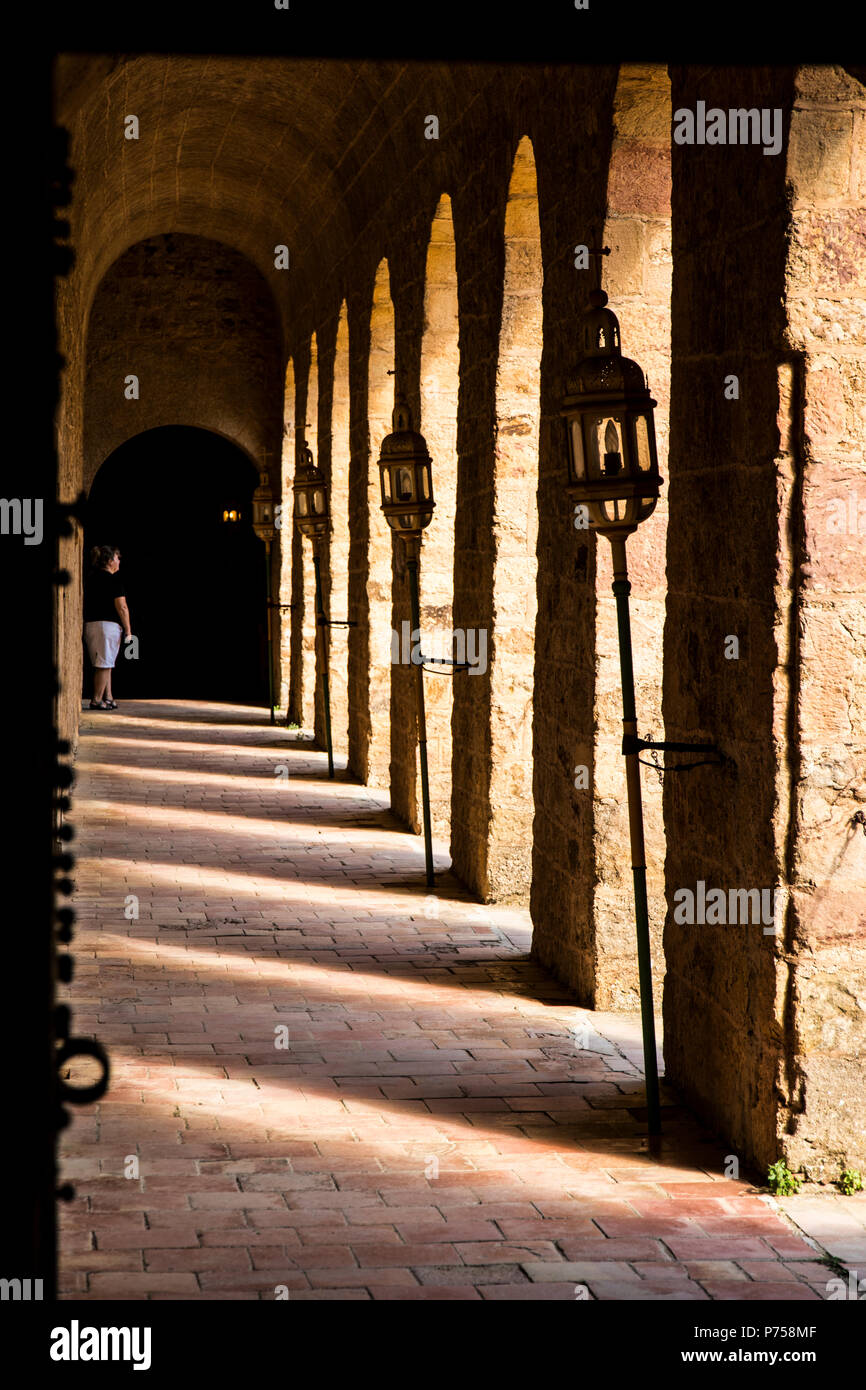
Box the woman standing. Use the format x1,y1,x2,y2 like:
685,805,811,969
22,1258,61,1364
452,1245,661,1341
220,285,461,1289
83,545,132,710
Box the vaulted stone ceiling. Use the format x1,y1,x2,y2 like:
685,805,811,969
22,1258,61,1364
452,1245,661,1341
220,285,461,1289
54,55,494,333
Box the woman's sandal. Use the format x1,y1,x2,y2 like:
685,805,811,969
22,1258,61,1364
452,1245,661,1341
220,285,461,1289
103,699,118,709
89,699,110,710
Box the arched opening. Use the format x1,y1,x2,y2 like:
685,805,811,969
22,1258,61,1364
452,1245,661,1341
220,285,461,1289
301,335,321,736
329,303,351,751
593,64,671,1006
419,195,460,842
84,425,265,703
489,136,543,900
364,260,396,787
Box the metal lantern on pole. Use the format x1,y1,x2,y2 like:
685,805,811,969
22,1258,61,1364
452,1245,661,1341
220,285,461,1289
378,396,436,888
561,284,664,1136
293,442,334,778
293,442,330,541
252,469,277,725
562,287,662,536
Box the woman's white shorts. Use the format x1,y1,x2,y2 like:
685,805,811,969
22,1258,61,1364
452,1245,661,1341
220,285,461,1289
85,620,123,669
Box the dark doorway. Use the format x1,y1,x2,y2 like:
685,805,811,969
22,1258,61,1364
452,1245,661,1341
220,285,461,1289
85,427,268,704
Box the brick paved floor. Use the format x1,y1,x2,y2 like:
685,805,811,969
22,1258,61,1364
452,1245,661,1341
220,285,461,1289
57,700,846,1301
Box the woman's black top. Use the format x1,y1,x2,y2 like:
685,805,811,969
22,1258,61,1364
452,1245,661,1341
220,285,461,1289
84,569,126,625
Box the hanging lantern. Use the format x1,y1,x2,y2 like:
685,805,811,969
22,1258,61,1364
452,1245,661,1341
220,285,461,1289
251,471,277,544
561,289,662,537
377,396,435,536
293,441,330,540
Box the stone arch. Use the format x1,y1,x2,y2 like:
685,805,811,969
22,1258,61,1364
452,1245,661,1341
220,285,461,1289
68,230,283,741
418,195,460,841
82,233,282,493
85,425,265,703
487,137,543,900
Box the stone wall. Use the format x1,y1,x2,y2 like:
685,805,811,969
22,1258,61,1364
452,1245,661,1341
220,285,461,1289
82,234,283,493
782,66,866,1175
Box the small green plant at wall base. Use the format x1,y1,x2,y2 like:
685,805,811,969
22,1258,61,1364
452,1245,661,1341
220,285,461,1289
839,1168,863,1196
767,1161,801,1195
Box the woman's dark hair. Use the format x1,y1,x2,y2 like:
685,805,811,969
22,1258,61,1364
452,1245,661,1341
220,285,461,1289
90,544,120,571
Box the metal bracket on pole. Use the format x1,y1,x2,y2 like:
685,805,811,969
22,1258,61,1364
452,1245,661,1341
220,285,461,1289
621,733,733,772
418,655,472,674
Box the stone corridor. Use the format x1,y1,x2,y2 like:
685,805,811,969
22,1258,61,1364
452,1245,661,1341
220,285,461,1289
57,701,844,1301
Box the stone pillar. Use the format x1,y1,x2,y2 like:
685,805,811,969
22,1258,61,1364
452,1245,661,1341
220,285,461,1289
449,150,509,899
287,345,317,733
487,138,542,901
55,271,86,752
418,195,459,843
367,264,397,790
346,266,394,787
328,305,352,757
528,65,623,1000
278,359,295,715
663,65,865,1172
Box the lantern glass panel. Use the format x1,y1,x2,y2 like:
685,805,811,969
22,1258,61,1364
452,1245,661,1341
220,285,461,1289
634,414,654,472
313,489,325,514
586,414,626,480
421,466,430,500
382,470,392,502
297,492,308,516
570,420,586,480
396,467,413,502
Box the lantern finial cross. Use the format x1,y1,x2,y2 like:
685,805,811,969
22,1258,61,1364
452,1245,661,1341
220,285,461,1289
586,243,611,295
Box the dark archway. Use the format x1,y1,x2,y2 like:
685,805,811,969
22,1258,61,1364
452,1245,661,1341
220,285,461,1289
84,427,267,704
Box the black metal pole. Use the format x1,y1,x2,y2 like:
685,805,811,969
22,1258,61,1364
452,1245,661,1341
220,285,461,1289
609,534,662,1136
312,547,334,779
406,537,435,888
